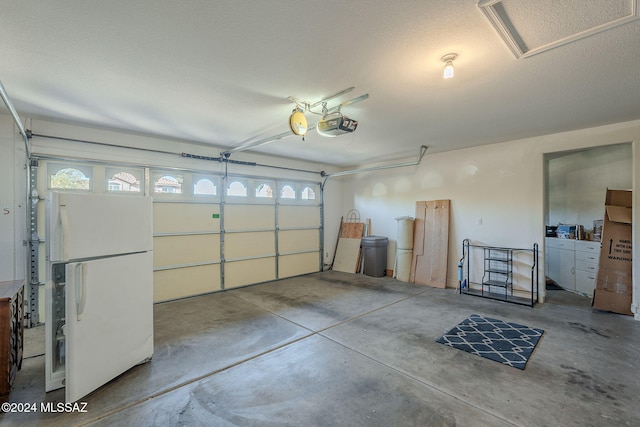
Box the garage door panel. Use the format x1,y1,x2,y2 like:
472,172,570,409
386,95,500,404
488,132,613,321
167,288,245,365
225,257,276,288
154,264,221,302
154,203,220,233
153,234,220,267
225,204,274,230
225,231,275,259
279,206,320,228
279,229,319,253
279,252,320,278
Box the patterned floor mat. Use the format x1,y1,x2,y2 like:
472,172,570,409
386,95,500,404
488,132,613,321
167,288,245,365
436,314,544,370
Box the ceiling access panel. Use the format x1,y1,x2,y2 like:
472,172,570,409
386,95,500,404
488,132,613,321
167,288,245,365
478,0,640,58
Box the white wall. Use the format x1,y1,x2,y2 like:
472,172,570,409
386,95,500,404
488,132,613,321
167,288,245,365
546,143,632,228
0,114,27,282
341,119,640,318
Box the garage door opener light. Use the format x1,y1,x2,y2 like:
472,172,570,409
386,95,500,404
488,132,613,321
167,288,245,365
288,107,308,138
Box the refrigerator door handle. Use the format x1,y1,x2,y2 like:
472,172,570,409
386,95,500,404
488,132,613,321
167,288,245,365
75,263,87,321
60,204,70,261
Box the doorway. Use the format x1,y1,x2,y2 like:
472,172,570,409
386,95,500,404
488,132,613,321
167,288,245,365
543,142,632,299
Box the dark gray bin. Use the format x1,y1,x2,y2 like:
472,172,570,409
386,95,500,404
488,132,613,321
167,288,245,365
361,236,389,277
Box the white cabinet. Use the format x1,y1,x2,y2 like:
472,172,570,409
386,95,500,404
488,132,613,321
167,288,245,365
546,238,575,291
574,240,600,297
545,238,600,297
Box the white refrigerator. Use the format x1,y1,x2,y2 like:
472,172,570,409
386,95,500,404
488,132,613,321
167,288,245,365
45,192,154,403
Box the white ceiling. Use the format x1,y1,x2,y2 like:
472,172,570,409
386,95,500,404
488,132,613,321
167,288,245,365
1,1,639,167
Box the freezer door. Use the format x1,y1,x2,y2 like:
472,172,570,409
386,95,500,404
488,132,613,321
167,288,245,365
44,263,66,393
65,252,153,402
49,192,153,262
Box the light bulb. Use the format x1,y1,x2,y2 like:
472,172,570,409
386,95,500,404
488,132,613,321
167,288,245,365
441,53,458,79
443,61,454,79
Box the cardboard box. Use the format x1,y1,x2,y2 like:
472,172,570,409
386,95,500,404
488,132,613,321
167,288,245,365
593,189,632,315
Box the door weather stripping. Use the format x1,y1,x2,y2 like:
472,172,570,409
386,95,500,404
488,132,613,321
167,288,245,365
322,145,428,180
0,79,30,158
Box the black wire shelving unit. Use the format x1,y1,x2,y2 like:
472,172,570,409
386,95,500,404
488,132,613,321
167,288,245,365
459,239,539,307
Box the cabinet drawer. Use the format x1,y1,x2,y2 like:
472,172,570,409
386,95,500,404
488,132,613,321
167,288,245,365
546,238,575,250
574,240,601,254
575,259,598,273
575,269,597,296
575,250,599,264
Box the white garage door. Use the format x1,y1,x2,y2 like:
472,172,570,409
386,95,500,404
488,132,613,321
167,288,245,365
153,172,321,300
222,177,321,289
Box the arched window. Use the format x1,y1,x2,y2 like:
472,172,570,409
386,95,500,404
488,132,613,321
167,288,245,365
256,183,273,198
301,186,316,200
50,168,91,190
107,170,142,193
154,175,183,194
194,178,217,196
280,185,296,199
227,181,247,197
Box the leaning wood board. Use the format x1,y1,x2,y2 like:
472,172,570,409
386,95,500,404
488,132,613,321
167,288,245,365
340,222,365,238
332,238,362,273
331,221,365,273
410,200,450,288
331,222,365,273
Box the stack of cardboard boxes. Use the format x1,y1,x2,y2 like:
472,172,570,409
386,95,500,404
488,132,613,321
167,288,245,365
593,189,633,315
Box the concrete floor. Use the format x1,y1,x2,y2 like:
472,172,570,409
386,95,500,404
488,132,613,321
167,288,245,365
2,271,639,426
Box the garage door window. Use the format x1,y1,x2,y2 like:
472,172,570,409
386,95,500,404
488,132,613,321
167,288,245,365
154,174,183,194
255,182,274,199
106,168,143,193
280,184,296,200
301,186,316,200
48,164,92,191
227,180,248,197
194,177,218,196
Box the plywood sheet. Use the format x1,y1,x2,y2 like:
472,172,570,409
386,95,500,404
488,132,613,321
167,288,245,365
333,238,362,273
340,222,365,238
410,200,450,288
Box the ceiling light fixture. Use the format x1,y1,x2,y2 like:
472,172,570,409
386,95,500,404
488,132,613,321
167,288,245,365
441,53,458,79
288,107,307,137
